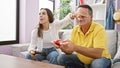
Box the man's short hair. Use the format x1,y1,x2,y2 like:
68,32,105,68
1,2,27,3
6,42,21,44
77,5,93,15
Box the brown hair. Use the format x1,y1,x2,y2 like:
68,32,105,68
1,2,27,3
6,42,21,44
77,5,93,15
38,8,54,38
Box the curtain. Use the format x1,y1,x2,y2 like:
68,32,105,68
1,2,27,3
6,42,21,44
80,0,84,5
105,0,115,30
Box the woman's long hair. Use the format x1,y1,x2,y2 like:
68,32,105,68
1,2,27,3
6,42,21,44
38,8,54,38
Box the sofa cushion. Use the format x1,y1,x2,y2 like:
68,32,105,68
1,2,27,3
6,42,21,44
20,51,49,63
111,62,120,68
106,30,117,59
60,29,72,40
117,31,120,48
113,31,120,60
11,44,29,57
113,47,120,60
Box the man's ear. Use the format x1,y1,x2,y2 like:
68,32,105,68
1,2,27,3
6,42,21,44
91,15,93,18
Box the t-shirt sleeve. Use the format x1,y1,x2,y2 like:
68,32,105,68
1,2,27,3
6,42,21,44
93,29,107,49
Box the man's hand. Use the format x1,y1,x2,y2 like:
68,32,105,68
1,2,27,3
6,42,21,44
51,39,62,48
52,39,75,55
54,39,61,46
60,40,75,55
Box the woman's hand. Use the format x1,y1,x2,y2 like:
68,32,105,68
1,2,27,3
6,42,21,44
29,50,37,58
70,13,76,19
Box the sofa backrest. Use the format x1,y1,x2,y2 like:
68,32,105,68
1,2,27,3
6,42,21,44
59,30,72,40
106,30,117,59
117,31,120,49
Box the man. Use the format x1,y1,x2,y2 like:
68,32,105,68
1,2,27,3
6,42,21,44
53,5,111,68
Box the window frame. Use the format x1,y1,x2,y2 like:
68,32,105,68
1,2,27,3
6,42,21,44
0,0,19,45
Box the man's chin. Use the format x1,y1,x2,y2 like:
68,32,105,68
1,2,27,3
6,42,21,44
79,23,86,26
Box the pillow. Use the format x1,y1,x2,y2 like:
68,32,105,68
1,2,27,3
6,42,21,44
117,31,120,48
113,59,120,64
113,31,120,60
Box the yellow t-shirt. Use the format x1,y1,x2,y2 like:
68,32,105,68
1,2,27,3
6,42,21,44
70,22,111,64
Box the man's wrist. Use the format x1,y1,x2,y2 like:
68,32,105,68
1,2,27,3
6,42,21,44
73,45,78,52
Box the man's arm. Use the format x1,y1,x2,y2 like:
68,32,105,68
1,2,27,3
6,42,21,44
74,45,104,59
60,40,104,59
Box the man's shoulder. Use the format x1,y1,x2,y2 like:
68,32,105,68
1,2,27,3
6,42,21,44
73,25,79,29
72,25,80,32
92,22,105,31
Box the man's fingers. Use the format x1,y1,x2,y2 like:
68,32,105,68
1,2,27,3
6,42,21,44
51,41,60,48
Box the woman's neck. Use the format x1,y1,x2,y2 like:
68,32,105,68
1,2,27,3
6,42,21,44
42,23,49,31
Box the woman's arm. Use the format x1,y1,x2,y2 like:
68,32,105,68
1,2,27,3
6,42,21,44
54,13,76,29
28,29,38,52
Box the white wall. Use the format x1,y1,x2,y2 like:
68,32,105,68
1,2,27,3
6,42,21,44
39,0,53,12
20,0,39,43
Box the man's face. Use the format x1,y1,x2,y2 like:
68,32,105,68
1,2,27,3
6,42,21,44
75,7,92,26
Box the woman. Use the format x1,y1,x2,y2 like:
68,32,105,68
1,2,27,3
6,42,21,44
25,8,75,64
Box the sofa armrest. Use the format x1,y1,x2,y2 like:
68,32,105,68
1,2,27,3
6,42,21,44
11,43,29,57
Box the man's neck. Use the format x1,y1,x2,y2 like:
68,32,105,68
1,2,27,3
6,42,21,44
80,23,91,34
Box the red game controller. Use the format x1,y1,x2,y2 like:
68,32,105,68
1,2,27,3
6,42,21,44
54,39,61,46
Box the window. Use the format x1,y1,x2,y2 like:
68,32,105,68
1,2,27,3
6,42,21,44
39,0,55,12
0,0,19,45
58,0,77,29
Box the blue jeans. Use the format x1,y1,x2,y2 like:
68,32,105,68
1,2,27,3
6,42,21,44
57,54,111,68
26,47,59,64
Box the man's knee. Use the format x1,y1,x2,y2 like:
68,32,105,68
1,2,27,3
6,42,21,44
91,58,111,68
57,54,64,64
91,59,104,68
47,51,59,59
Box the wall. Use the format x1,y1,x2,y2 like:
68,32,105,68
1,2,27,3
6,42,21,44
0,0,39,55
20,0,39,43
116,0,120,30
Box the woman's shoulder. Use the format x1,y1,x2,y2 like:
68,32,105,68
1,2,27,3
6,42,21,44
32,28,38,32
50,19,59,26
31,28,38,34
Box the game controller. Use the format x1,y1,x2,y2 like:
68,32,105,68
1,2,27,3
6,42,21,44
35,51,46,56
32,51,46,56
54,39,61,46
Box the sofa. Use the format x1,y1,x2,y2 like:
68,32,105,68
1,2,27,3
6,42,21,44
11,30,120,68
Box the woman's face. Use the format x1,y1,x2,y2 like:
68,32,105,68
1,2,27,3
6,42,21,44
39,9,49,24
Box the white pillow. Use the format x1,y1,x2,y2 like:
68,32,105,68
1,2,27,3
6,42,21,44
117,31,120,48
113,31,120,60
114,46,120,60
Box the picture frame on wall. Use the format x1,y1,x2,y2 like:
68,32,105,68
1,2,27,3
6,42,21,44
94,0,104,4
